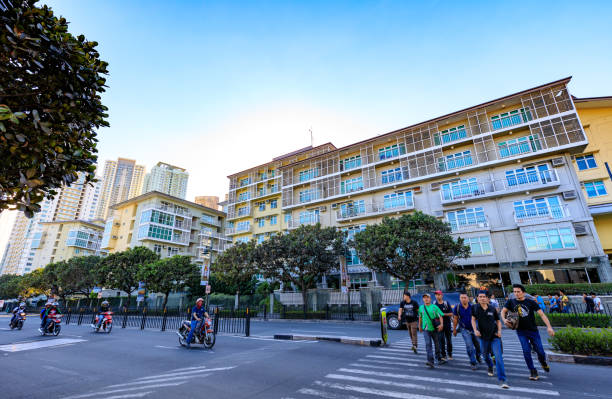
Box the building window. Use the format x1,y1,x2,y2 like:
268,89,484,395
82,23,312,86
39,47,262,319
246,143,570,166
270,199,278,209
284,213,291,224
239,177,251,187
383,191,413,210
167,247,178,256
340,200,365,218
257,234,265,244
270,215,277,225
434,125,467,145
341,177,363,194
466,236,493,256
299,210,319,225
498,135,542,158
438,151,473,172
513,196,564,220
259,202,266,211
236,221,251,232
340,155,362,171
576,154,597,170
584,181,607,198
381,167,404,184
446,207,486,230
138,224,172,241
140,209,174,226
258,218,265,228
441,178,480,201
505,164,553,187
237,206,250,216
238,192,250,201
342,225,366,265
523,228,576,251
378,144,406,160
153,244,162,254
491,108,532,130
299,168,319,182
299,189,320,203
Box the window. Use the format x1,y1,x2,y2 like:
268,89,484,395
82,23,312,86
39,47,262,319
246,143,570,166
523,228,576,251
381,167,404,184
269,184,279,194
258,218,265,228
259,202,266,211
340,200,365,218
299,209,319,225
576,154,597,170
498,135,542,158
584,181,607,198
153,244,162,254
201,214,217,225
340,155,362,171
378,143,406,160
513,196,564,220
238,192,250,201
505,164,553,187
140,209,174,226
341,177,363,194
257,234,265,244
138,224,172,241
446,207,486,230
237,206,250,216
239,177,251,187
383,191,413,210
270,199,278,209
270,215,278,225
299,189,320,203
441,178,480,201
466,236,493,256
299,168,319,182
491,108,532,130
284,213,291,224
342,225,366,265
438,151,473,171
236,221,251,232
235,236,249,244
434,125,467,145
167,247,178,256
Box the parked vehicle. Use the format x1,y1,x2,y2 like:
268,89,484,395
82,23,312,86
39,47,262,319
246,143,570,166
177,317,216,349
9,311,26,330
41,314,62,336
92,311,113,333
381,292,461,330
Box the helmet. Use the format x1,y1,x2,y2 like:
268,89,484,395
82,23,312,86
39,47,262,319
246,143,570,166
19,302,25,309
51,301,58,307
196,297,204,304
45,301,52,307
101,300,109,307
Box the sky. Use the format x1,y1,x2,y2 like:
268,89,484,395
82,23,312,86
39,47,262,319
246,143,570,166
1,0,612,259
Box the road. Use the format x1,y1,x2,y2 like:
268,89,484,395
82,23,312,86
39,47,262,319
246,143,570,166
0,315,610,399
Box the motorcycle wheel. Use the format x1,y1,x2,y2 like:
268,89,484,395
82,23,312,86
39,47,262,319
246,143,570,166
17,321,23,330
53,324,61,336
106,323,112,334
203,333,216,349
178,329,187,347
9,323,15,330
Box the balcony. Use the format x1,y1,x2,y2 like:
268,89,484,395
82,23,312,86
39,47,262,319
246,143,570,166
336,199,415,222
225,224,252,235
255,186,280,199
286,214,320,229
200,215,221,227
440,170,560,205
514,204,571,226
199,229,232,241
173,218,192,231
437,153,474,172
449,216,490,233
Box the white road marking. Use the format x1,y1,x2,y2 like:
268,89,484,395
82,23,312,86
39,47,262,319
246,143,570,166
135,366,236,380
43,365,80,376
313,380,446,399
297,387,361,398
62,382,187,399
154,345,181,350
349,363,398,370
99,392,152,399
106,375,204,389
361,357,421,367
0,338,86,352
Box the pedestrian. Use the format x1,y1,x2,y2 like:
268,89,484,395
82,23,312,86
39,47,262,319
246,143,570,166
550,294,560,313
502,284,555,381
434,290,453,361
559,290,570,313
592,292,603,314
418,293,445,368
535,294,546,312
452,293,479,370
471,290,508,389
583,293,595,313
398,291,419,353
489,293,499,312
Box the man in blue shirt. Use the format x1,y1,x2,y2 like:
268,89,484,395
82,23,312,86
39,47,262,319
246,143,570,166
186,298,210,348
453,293,480,370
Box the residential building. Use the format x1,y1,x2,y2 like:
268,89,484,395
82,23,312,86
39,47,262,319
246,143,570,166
226,144,336,244
195,196,220,210
573,96,612,256
96,158,146,220
80,178,102,221
143,162,189,199
100,191,230,279
227,77,612,291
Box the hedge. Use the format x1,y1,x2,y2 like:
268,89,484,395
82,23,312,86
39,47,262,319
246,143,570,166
535,312,611,328
549,327,612,356
505,283,612,296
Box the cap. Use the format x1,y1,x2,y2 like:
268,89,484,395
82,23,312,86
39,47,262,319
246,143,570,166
434,290,443,295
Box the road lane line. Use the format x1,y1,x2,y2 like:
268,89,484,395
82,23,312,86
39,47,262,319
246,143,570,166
0,338,86,352
99,392,152,399
62,382,187,399
134,366,236,380
313,380,445,399
349,363,398,370
106,375,204,388
360,357,421,367
297,387,361,398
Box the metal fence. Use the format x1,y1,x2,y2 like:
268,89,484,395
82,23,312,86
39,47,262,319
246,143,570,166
250,304,381,322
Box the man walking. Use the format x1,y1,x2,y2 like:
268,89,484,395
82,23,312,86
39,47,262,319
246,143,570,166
559,290,570,313
592,292,603,313
418,293,445,368
502,284,555,381
398,291,419,353
472,290,508,389
453,293,479,370
583,293,595,313
434,290,453,360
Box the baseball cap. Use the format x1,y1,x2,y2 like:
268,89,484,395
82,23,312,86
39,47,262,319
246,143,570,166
434,290,443,295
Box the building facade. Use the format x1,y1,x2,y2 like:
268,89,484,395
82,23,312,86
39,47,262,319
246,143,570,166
194,196,220,210
100,191,230,279
96,158,146,220
143,162,189,199
226,77,612,291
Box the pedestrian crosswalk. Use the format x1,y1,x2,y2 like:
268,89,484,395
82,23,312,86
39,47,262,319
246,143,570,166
290,334,562,399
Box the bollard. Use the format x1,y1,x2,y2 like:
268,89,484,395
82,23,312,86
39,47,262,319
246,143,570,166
140,307,147,330
161,307,167,331
122,308,128,328
213,307,220,335
245,307,250,337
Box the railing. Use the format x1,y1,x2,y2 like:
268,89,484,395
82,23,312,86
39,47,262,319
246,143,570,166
437,153,474,172
286,215,320,229
199,229,231,241
200,216,221,227
328,291,361,305
174,218,192,231
255,187,280,198
498,138,541,159
449,216,490,232
147,204,192,218
236,207,251,217
336,199,414,221
514,204,570,224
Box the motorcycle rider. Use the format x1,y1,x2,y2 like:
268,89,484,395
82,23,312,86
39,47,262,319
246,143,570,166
186,298,210,348
39,301,52,333
11,302,26,326
39,301,61,333
93,300,111,329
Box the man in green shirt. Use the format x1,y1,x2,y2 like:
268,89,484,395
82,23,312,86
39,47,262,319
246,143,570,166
418,293,445,368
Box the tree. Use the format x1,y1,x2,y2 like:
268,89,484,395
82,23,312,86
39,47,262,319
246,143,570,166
353,212,471,286
0,0,109,216
137,255,200,309
0,274,22,299
18,268,48,297
212,241,259,308
96,247,159,306
42,256,100,302
258,224,346,315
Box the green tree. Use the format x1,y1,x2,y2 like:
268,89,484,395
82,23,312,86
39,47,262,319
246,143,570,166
353,212,471,286
258,224,346,315
96,247,159,306
0,274,22,299
18,268,48,298
0,0,109,216
212,241,259,308
42,256,100,302
137,255,199,309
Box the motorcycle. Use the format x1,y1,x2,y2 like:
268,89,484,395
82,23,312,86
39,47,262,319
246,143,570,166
41,314,62,336
92,311,113,333
9,311,26,330
177,317,215,349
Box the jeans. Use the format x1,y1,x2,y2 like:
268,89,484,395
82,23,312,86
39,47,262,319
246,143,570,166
42,318,52,332
479,337,506,382
96,314,106,328
439,325,452,357
186,320,200,344
423,330,441,364
517,330,547,370
405,321,418,348
459,328,478,365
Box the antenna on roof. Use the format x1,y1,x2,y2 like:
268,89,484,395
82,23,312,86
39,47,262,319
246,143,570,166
309,127,313,147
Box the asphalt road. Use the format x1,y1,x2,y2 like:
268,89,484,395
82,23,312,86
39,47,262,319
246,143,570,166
1,315,610,399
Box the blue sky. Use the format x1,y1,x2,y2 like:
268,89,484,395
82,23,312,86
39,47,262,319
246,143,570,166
42,0,612,200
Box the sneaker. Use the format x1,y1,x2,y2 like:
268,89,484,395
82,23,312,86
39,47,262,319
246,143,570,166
487,367,494,377
542,362,550,373
448,355,453,360
470,364,478,371
500,381,509,389
412,345,417,354
529,369,539,381
38,328,43,333
440,357,447,362
477,356,483,364
438,359,447,365
426,361,434,369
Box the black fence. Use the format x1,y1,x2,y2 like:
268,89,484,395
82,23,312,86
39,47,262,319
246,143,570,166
249,304,381,322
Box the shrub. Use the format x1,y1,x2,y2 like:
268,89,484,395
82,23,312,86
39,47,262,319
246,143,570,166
505,283,612,296
535,312,611,328
549,327,612,356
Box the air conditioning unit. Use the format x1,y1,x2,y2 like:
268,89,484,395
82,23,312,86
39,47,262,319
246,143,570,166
574,224,588,236
562,190,577,200
320,206,327,212
111,235,118,240
430,182,441,191
412,186,422,194
331,203,338,209
551,157,565,167
432,210,444,218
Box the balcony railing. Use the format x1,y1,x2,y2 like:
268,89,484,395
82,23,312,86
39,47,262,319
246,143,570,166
336,198,415,221
437,154,474,172
287,214,320,229
145,204,193,218
514,204,570,224
449,216,490,232
255,186,280,198
199,229,231,241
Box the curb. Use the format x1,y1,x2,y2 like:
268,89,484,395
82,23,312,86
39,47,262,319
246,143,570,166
546,351,612,366
274,334,382,347
252,318,378,325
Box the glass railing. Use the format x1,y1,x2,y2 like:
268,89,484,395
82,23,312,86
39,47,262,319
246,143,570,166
514,204,569,224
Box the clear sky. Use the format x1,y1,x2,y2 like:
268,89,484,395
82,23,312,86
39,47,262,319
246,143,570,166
28,0,612,202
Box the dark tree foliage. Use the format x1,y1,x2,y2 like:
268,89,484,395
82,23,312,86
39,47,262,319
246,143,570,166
137,255,200,309
0,0,109,216
211,240,259,307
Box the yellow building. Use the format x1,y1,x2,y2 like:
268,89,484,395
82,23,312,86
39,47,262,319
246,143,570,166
101,191,229,277
31,220,105,268
573,96,612,256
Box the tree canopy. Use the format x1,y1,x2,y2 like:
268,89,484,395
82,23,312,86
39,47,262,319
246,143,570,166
0,0,108,216
211,240,259,306
137,255,199,309
353,212,470,284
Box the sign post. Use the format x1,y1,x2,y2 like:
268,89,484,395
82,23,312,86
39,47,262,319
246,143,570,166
380,308,388,346
137,282,146,307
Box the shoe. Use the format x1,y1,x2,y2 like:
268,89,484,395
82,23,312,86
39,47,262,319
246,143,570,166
529,369,539,380
448,355,453,360
487,367,494,377
542,362,550,373
500,381,509,389
412,345,417,354
477,356,483,364
38,328,43,333
438,359,447,365
440,357,447,362
426,361,434,368
471,364,477,371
